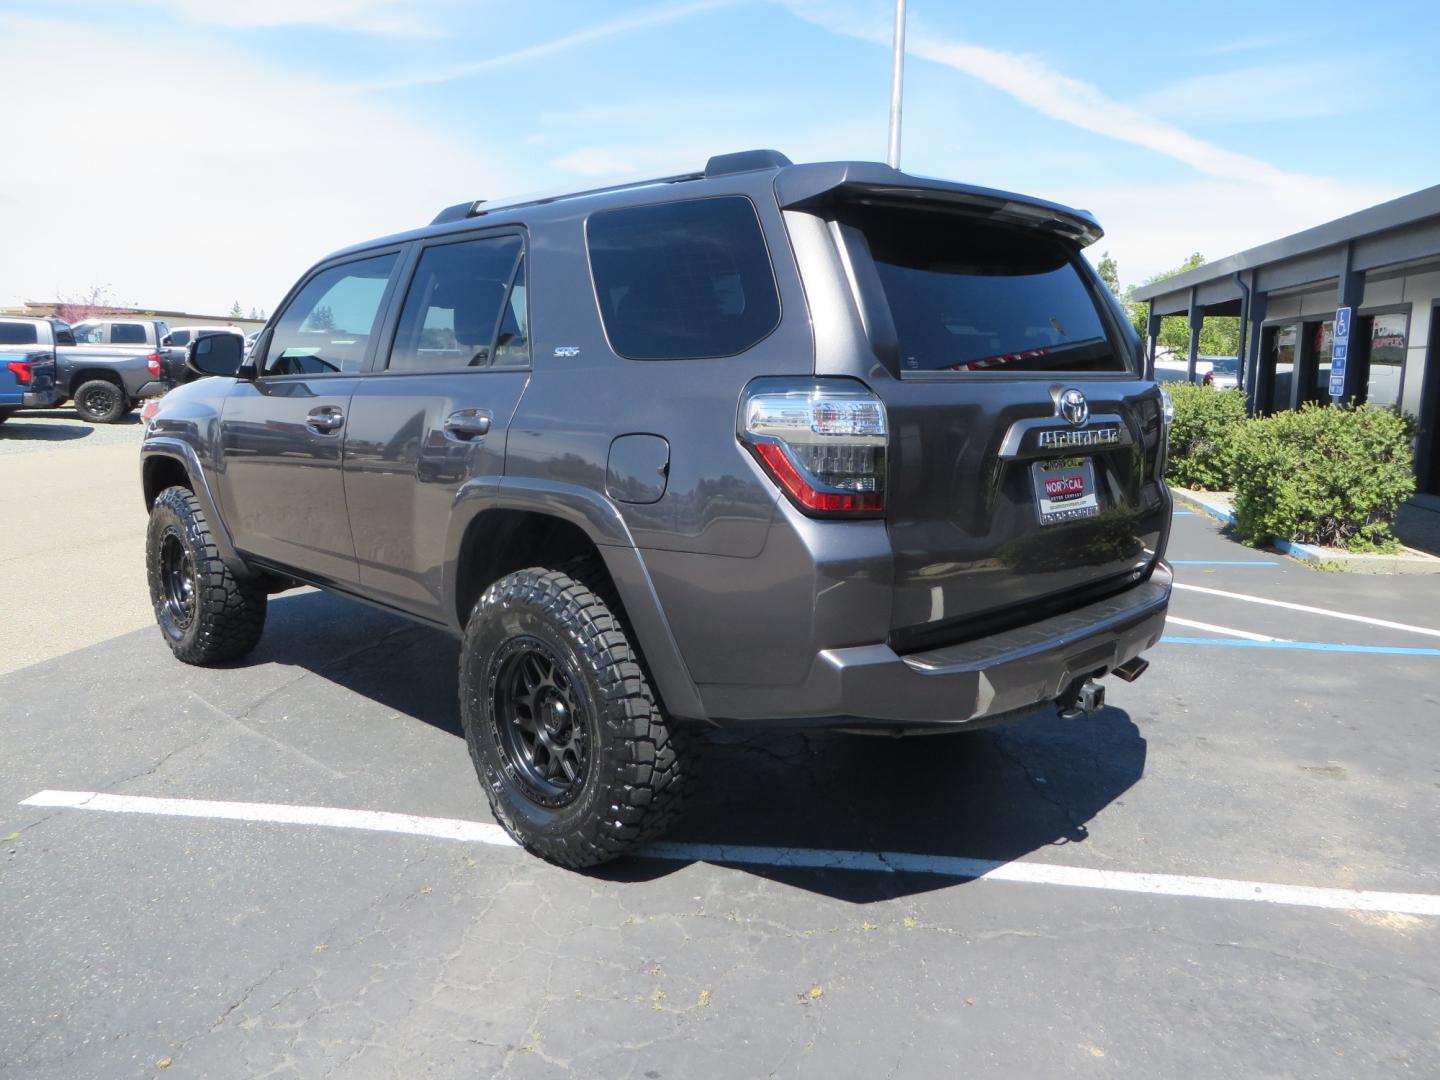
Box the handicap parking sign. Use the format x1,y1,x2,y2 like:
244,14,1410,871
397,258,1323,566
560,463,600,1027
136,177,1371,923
1330,306,1353,399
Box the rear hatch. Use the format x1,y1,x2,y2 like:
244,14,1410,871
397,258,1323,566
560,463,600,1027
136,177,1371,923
801,191,1169,652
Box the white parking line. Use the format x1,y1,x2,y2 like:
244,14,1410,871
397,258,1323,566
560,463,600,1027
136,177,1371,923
20,790,1440,918
1174,582,1440,639
1166,615,1287,642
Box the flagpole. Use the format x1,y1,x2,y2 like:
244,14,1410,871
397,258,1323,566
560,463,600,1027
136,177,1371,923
886,0,907,168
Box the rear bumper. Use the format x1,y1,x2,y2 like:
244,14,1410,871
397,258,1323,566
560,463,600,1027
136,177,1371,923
700,563,1171,728
135,381,169,399
23,389,61,407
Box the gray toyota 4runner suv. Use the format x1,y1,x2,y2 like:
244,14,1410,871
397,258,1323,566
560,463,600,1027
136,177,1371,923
141,150,1172,867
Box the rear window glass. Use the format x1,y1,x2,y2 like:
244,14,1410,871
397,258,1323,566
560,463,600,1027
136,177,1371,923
846,208,1125,374
0,321,38,345
587,196,780,360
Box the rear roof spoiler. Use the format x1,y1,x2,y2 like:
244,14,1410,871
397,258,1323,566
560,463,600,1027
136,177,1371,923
773,161,1103,247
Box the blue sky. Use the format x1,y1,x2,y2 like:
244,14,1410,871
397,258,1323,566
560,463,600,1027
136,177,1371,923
3,0,1437,315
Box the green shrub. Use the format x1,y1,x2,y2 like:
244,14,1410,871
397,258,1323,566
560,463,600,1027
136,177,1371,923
1164,383,1248,490
1227,404,1415,552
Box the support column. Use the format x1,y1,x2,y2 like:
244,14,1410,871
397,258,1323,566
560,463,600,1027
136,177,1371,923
1146,303,1162,381
1245,288,1268,414
1336,243,1366,404
1187,288,1202,384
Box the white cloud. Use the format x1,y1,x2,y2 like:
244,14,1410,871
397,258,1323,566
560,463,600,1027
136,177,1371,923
1202,32,1306,55
552,148,643,177
1135,63,1370,124
1072,178,1401,285
778,2,1404,279
148,0,441,35
0,14,533,314
365,0,742,90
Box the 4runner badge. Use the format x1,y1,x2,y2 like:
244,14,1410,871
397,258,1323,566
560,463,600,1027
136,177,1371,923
1039,427,1120,449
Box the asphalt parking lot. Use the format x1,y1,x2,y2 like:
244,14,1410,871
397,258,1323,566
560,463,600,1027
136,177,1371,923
3,414,1438,1078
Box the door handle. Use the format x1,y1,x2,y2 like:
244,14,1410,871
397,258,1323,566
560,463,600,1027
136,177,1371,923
306,406,345,433
444,410,492,441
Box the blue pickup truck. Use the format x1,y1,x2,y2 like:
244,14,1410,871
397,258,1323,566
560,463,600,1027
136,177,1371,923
0,318,63,425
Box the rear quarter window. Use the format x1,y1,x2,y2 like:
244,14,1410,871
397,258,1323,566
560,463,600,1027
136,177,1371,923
843,207,1127,375
587,196,780,360
111,323,148,345
0,321,39,345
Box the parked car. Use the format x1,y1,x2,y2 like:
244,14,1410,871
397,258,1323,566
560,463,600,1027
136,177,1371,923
52,317,176,422
140,150,1173,867
1152,353,1239,389
0,317,64,422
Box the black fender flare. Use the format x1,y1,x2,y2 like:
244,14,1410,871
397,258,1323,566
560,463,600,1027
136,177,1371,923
140,437,252,580
444,476,708,723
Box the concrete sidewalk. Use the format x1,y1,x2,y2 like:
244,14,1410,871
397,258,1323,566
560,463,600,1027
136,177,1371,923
1397,495,1440,558
1170,486,1440,573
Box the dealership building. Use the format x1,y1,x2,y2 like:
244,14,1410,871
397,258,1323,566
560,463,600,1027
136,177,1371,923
1133,184,1440,497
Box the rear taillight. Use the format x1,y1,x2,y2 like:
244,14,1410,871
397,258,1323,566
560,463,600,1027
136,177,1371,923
146,353,163,377
739,379,887,515
6,360,33,385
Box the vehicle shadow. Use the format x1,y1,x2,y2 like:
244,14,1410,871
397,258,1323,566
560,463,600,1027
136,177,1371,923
251,590,1147,902
0,414,97,441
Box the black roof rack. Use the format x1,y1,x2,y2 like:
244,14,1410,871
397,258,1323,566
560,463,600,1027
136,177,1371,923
704,149,791,176
428,149,793,226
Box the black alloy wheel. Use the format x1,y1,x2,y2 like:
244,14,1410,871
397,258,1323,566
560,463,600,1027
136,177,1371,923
74,379,128,423
158,531,197,630
489,637,592,808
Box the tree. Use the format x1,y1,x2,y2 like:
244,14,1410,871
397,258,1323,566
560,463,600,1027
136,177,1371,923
230,300,243,317
1097,252,1121,296
1137,253,1240,360
307,304,335,332
56,284,119,326
248,307,259,320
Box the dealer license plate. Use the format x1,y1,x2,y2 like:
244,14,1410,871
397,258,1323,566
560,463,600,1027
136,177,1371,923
1031,456,1100,525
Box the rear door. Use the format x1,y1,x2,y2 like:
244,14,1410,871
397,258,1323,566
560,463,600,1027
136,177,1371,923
216,251,400,586
342,230,531,620
818,202,1168,651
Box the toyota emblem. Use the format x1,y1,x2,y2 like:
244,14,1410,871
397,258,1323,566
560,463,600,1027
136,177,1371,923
1059,388,1089,427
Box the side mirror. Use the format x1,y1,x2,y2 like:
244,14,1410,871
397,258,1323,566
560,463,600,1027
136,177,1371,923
188,333,246,378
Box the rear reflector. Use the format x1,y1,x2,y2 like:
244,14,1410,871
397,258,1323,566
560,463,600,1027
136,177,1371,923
146,353,163,377
740,379,887,516
6,360,33,385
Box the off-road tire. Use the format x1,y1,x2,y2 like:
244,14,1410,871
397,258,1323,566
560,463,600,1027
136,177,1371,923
74,379,130,423
460,561,696,868
146,485,267,664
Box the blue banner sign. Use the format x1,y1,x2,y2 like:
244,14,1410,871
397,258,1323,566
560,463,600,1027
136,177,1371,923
1329,306,1352,399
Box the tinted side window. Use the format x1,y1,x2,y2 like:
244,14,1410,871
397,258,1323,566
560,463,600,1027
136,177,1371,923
111,323,147,345
0,321,38,345
387,236,522,371
493,256,529,368
53,322,75,346
168,329,191,346
587,197,780,360
264,253,397,376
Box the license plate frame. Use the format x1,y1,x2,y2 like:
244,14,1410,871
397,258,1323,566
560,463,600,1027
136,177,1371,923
1031,456,1100,526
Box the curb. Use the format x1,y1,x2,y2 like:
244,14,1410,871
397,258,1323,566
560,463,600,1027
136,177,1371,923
1168,487,1440,575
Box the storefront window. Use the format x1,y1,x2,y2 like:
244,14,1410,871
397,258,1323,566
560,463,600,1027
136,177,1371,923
1272,325,1296,405
1366,313,1407,408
